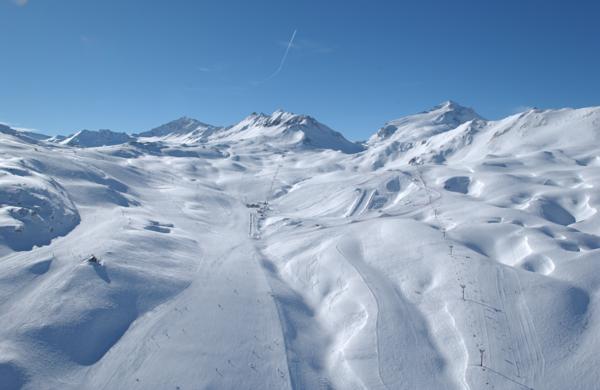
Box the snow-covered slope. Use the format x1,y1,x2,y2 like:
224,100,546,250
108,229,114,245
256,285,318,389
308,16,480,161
135,110,362,152
364,101,600,169
136,117,220,144
369,100,483,145
0,125,50,141
0,124,46,144
457,106,600,160
364,100,485,168
0,153,79,256
1,103,600,390
60,129,135,148
210,110,364,153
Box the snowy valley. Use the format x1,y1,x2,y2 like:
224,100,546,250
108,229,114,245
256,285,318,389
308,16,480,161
1,101,599,390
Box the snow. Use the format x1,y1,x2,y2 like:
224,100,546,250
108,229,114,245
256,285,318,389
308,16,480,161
59,130,135,148
0,125,46,145
136,117,220,144
208,110,364,153
1,102,600,389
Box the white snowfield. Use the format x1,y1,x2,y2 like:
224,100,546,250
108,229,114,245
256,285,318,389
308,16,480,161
0,102,599,390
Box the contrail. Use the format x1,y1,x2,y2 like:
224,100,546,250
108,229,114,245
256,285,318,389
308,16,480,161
276,29,297,75
259,29,297,83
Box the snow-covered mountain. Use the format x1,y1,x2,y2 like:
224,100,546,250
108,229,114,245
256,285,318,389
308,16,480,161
47,111,363,154
363,100,485,168
364,101,600,169
59,129,135,148
459,106,600,159
136,116,220,144
1,102,600,390
209,110,364,153
8,126,50,141
136,110,364,153
368,100,483,145
0,124,47,144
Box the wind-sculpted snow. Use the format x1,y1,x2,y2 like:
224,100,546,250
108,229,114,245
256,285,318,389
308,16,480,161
0,159,80,255
1,103,600,389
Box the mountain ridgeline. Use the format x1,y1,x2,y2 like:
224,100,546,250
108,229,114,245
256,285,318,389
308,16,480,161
20,100,597,171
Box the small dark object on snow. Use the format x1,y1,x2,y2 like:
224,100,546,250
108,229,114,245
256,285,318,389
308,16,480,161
86,255,100,264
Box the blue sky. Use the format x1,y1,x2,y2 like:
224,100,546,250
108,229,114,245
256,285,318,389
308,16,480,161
1,0,599,139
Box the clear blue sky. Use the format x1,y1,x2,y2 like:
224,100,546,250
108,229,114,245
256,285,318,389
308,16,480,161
1,0,599,139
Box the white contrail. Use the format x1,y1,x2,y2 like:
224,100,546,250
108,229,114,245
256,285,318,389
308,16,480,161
259,29,297,83
276,29,297,75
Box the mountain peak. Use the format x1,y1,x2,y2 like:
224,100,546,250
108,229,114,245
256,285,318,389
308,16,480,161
433,100,462,110
367,101,485,147
137,117,216,138
217,110,363,153
241,110,313,129
172,116,207,126
424,100,483,122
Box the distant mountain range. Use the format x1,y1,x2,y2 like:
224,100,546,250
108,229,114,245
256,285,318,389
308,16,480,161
6,101,592,169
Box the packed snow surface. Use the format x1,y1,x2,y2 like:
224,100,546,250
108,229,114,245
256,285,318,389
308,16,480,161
1,103,599,389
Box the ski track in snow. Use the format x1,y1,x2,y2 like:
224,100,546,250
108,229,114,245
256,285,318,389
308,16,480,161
336,238,452,389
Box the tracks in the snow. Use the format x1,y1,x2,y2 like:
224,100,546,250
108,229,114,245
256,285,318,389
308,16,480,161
336,240,389,390
251,165,545,389
248,188,327,389
336,238,452,390
415,166,544,389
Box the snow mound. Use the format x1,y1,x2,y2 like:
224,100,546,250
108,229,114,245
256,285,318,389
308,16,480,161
0,159,80,255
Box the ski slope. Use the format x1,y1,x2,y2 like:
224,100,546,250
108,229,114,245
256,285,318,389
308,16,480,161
1,103,599,389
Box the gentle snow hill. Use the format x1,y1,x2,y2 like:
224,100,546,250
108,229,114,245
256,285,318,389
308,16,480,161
455,106,600,161
59,129,135,148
